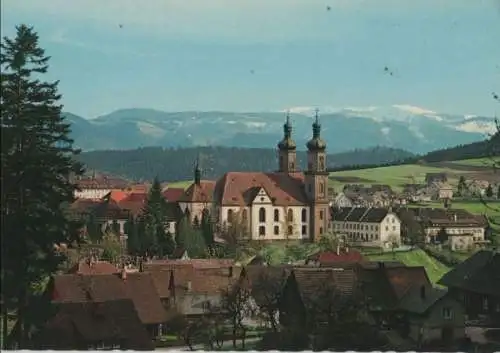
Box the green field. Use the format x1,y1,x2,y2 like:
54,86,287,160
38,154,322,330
367,249,450,284
451,157,498,167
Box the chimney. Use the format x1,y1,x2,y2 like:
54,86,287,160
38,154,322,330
187,281,192,292
420,285,426,300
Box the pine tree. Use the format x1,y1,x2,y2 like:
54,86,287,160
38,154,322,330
124,216,140,255
176,214,207,257
485,184,493,198
201,208,214,246
1,25,83,348
140,177,174,257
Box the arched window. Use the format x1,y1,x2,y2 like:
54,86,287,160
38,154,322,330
301,209,307,223
274,226,279,235
287,225,293,235
259,207,266,223
242,209,248,223
227,209,234,223
319,156,325,170
259,226,266,236
287,209,294,223
319,182,325,194
274,209,280,222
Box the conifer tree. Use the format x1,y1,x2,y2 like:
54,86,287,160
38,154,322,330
176,214,207,257
201,208,214,246
124,216,140,255
141,177,175,257
1,25,83,347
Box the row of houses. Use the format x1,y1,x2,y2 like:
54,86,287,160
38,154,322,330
30,249,500,350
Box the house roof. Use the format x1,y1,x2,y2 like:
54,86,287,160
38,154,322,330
163,187,185,202
292,267,358,304
69,199,101,214
51,272,167,324
307,250,366,265
395,207,484,227
331,206,393,223
92,199,130,219
38,300,153,350
68,260,119,275
213,171,308,206
117,192,148,217
398,287,448,315
144,258,235,269
104,190,130,203
77,176,130,190
438,250,500,297
179,180,216,203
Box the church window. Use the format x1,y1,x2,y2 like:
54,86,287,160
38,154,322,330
320,211,324,220
319,183,325,194
274,225,279,235
319,227,324,235
259,207,266,223
287,225,293,235
227,209,234,223
302,225,307,235
287,209,294,222
301,209,307,223
274,209,280,222
259,226,266,236
242,209,248,222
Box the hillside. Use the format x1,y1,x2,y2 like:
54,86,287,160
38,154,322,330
76,145,414,183
64,106,496,153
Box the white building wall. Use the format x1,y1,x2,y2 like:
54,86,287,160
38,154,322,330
75,188,111,200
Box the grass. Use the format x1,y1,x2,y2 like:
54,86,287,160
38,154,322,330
406,200,500,217
366,249,450,284
167,180,192,189
450,157,498,167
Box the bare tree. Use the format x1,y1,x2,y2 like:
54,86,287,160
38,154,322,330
218,283,254,349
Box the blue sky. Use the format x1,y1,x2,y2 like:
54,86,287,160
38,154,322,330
2,0,500,118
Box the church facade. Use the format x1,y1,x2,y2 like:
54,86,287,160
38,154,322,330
179,110,330,242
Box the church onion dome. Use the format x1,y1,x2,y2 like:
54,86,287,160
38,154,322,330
278,112,296,150
306,109,326,151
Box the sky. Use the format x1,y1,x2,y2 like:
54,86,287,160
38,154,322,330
2,0,500,118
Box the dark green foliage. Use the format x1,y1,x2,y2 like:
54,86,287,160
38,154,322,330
497,186,500,199
1,25,83,348
486,184,494,198
201,208,214,246
457,176,466,197
138,177,175,257
124,216,140,255
176,215,207,258
436,227,448,244
85,213,102,242
76,146,414,182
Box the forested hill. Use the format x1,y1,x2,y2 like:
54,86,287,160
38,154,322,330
76,146,414,182
420,129,499,162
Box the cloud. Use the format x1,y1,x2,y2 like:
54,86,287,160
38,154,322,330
392,104,437,115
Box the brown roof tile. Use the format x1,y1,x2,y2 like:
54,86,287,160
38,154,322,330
68,260,119,275
163,188,185,202
179,180,216,203
213,172,308,206
51,272,167,325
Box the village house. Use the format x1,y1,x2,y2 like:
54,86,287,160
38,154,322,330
180,112,331,242
332,191,354,208
397,286,466,349
438,250,500,326
331,206,402,249
305,248,366,267
425,173,448,187
35,299,154,350
74,173,130,200
49,270,169,338
397,208,487,250
428,182,454,201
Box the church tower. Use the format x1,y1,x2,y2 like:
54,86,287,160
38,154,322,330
305,109,330,242
277,111,297,173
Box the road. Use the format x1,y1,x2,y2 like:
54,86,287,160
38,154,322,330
156,336,261,351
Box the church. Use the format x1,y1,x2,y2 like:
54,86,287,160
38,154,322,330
178,110,330,242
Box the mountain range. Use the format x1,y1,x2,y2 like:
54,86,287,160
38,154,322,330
66,104,496,154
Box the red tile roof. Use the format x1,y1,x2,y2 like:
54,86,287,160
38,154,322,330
163,188,185,202
179,180,216,203
308,250,366,265
105,190,129,202
68,260,119,275
213,172,308,206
